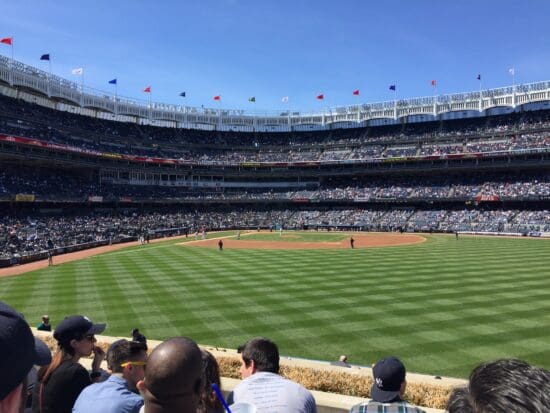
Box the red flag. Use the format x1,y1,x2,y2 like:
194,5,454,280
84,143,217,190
316,94,324,100
213,95,221,101
143,86,151,93
1,37,13,45
352,89,360,96
431,80,436,87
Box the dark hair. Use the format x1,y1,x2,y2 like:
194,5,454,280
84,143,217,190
132,328,147,345
197,350,223,413
40,335,84,384
447,359,550,413
107,339,148,373
238,337,279,374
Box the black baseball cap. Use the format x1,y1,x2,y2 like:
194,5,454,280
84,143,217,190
53,315,106,344
0,301,52,400
370,356,406,403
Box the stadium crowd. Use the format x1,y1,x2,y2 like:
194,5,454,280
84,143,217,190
1,207,548,261
1,166,549,202
1,93,549,164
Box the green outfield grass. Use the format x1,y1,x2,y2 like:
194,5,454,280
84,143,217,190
1,232,549,378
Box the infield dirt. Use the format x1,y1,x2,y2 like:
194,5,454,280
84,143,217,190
1,232,425,278
181,232,425,250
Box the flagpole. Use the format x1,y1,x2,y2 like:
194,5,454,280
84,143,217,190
510,68,516,108
48,58,52,98
288,98,292,132
80,71,84,107
393,86,397,120
355,91,360,124
478,76,482,113
114,81,118,115
9,39,14,86
217,98,222,131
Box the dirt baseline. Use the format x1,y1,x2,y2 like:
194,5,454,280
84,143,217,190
183,233,426,250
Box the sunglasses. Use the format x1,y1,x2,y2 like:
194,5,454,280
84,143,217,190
121,361,147,369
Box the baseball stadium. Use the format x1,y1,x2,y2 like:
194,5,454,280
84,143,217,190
1,4,550,411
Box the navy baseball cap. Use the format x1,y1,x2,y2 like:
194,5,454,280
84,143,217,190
0,301,52,400
370,356,406,403
53,315,106,344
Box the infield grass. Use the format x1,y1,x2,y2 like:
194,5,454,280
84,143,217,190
1,232,549,378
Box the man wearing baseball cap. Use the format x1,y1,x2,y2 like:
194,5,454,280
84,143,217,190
349,356,426,413
0,301,51,413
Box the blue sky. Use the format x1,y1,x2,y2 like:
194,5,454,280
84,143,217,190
1,0,549,112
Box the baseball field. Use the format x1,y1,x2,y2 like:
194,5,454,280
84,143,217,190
1,231,549,378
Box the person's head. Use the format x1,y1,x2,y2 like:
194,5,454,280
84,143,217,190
132,328,140,337
447,359,550,413
137,337,202,413
339,355,348,363
52,315,106,358
237,337,279,378
370,357,407,403
107,339,148,391
197,350,223,413
41,315,50,324
0,301,51,413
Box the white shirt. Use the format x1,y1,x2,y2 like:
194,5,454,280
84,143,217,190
229,372,317,413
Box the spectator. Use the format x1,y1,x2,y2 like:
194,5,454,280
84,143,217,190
331,355,351,368
227,337,317,413
36,315,51,332
0,301,51,413
197,350,224,413
73,339,147,413
447,359,550,413
35,315,106,413
136,337,202,413
349,356,425,413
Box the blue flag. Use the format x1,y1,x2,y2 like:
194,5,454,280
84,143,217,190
40,54,50,61
389,85,396,91
108,79,117,85
179,92,186,97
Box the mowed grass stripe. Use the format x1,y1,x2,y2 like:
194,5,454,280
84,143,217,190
0,233,548,378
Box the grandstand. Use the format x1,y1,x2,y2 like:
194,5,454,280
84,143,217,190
0,56,548,266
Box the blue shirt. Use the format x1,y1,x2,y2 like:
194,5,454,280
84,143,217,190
72,374,143,413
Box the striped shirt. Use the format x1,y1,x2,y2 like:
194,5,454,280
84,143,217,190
350,400,426,413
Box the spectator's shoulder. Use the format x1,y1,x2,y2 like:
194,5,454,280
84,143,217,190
63,361,91,381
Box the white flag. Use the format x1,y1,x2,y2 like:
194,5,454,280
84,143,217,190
71,68,83,75
508,68,515,76
281,96,289,103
